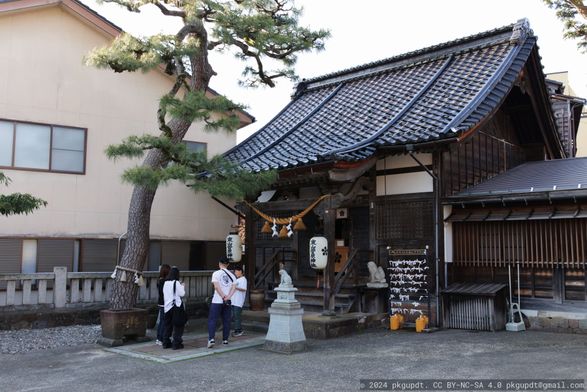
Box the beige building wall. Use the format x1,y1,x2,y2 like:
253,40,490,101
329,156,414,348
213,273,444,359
376,153,433,195
546,71,587,157
0,4,240,241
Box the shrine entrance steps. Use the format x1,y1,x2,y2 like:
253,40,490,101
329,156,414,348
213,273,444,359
262,280,363,314
240,309,387,340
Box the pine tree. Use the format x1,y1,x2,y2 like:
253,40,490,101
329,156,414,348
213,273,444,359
0,172,47,217
543,0,587,53
83,0,330,309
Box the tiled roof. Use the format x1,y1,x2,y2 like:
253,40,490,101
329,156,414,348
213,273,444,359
226,19,540,172
454,157,587,197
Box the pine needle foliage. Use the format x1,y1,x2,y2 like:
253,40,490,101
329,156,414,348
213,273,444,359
105,135,275,199
84,0,329,309
0,172,48,217
543,0,587,53
87,0,329,201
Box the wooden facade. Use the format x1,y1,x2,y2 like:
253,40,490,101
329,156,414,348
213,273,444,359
228,20,587,320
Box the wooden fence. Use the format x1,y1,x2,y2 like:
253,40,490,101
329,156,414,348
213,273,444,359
0,267,214,309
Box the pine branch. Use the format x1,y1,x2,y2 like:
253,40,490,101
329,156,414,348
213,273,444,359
0,172,47,216
543,0,587,53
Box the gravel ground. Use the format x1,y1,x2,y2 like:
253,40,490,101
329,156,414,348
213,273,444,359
0,325,103,355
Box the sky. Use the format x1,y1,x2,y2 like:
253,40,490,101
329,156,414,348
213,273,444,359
80,0,587,143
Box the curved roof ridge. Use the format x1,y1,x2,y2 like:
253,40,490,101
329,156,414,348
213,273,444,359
225,19,554,173
302,23,517,86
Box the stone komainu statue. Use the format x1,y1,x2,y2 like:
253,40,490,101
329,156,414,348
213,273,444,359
278,269,293,287
367,261,386,284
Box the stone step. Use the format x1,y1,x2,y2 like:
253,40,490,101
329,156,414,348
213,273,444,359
241,320,269,333
256,281,363,314
266,281,364,294
240,310,389,340
265,290,355,301
264,291,356,314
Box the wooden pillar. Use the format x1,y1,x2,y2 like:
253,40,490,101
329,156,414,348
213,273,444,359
323,197,337,315
243,204,256,294
369,160,378,266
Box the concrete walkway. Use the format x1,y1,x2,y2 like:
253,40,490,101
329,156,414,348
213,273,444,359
1,326,586,392
103,330,266,363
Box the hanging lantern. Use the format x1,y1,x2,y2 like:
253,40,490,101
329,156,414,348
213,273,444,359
309,236,328,269
226,232,242,262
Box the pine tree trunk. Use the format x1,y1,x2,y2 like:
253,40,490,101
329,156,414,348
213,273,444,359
109,185,156,309
110,119,191,310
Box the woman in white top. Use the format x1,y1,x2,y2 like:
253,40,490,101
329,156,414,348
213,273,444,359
162,267,186,350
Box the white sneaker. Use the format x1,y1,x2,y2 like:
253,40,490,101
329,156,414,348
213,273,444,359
156,340,162,345
207,339,215,348
222,340,229,345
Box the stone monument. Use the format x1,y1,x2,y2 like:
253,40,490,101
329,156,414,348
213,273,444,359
263,269,307,354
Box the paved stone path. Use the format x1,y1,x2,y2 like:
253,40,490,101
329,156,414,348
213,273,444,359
1,327,586,392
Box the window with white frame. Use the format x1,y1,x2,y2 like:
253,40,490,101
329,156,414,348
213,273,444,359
0,120,86,174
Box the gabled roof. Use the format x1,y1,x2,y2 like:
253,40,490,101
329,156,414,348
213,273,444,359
226,19,558,172
0,0,255,126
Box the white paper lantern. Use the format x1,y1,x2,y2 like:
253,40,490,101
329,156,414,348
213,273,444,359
226,233,242,262
309,236,328,269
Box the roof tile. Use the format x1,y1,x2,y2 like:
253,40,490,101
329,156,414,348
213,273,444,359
227,20,539,171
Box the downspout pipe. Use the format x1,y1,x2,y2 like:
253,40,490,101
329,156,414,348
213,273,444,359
407,148,440,328
117,231,127,266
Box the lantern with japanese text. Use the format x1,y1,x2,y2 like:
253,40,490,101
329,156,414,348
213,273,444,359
309,236,328,269
226,233,242,262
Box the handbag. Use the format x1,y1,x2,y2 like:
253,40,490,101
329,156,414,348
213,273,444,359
171,281,188,326
222,269,233,306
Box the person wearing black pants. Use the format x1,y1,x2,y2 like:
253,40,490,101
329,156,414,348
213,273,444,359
156,264,171,345
207,257,236,348
162,267,186,350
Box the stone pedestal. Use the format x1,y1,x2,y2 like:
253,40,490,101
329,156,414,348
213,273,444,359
363,287,389,314
263,286,307,354
98,308,148,347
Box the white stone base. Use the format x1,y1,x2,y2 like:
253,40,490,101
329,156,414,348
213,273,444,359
265,307,306,343
263,287,307,353
366,282,387,288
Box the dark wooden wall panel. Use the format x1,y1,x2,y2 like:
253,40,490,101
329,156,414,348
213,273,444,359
0,239,22,289
162,241,190,272
452,220,587,269
81,239,116,272
443,131,526,197
37,239,73,272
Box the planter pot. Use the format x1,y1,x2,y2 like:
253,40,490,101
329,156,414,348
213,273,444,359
249,289,266,311
100,308,148,339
